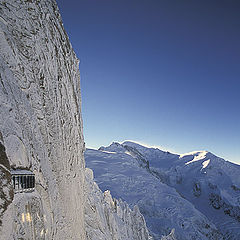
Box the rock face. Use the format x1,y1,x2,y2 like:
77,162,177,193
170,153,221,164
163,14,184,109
0,0,85,239
85,168,152,240
0,136,14,228
0,1,152,239
160,229,176,240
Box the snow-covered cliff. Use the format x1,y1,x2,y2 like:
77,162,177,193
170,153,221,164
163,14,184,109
0,1,151,239
85,168,152,240
0,0,85,238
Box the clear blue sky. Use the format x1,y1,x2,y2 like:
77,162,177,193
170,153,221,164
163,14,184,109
56,0,240,164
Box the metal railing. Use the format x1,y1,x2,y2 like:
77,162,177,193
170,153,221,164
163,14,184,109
11,172,35,193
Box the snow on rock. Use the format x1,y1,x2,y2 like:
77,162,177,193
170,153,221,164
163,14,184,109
99,142,126,153
0,0,85,238
160,229,176,240
184,151,208,165
1,191,46,240
0,136,14,228
85,168,152,240
86,141,240,239
85,147,223,240
202,159,210,169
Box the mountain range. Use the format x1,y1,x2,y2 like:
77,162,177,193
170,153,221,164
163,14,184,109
85,141,240,240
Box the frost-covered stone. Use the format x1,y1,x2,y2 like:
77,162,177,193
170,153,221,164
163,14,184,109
0,0,85,238
161,229,176,240
0,136,14,228
85,168,152,240
1,191,46,240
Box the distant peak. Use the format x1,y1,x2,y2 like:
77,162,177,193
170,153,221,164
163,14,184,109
111,142,121,146
98,141,125,153
122,141,144,147
121,140,158,150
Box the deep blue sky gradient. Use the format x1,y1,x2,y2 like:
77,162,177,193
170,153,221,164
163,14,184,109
56,0,240,164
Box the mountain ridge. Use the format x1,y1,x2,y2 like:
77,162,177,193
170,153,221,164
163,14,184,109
85,140,240,239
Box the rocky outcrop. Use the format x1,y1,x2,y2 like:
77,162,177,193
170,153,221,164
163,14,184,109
0,135,14,227
85,168,152,240
209,193,240,222
161,229,176,240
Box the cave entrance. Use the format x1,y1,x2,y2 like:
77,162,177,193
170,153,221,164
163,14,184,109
11,170,35,193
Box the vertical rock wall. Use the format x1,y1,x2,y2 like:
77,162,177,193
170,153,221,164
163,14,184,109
85,168,152,240
0,0,85,239
0,135,13,228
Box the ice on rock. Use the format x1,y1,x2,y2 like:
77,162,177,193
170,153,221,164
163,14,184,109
0,137,14,230
202,159,210,169
0,0,85,238
161,229,176,240
85,168,152,240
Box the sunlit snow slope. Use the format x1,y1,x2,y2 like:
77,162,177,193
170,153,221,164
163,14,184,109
85,141,240,240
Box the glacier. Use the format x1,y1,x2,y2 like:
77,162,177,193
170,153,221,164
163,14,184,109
85,141,240,240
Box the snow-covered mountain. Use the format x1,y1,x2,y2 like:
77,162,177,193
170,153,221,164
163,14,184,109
85,141,240,240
